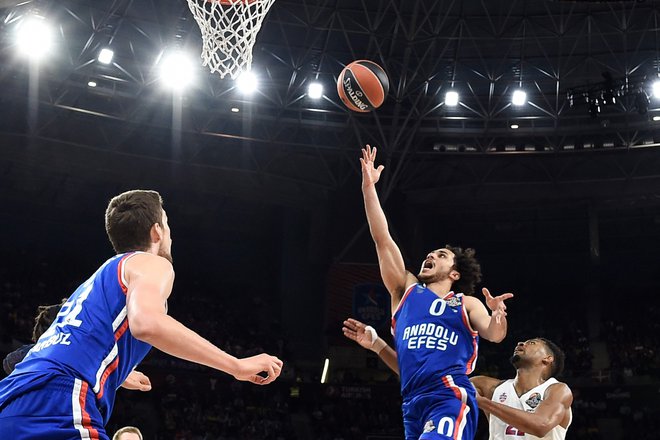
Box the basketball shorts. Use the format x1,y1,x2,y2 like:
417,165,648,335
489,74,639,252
402,374,478,440
0,374,109,440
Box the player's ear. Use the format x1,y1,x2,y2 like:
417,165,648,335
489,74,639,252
450,269,460,281
542,354,554,368
150,223,162,244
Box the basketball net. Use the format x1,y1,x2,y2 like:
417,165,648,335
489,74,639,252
186,0,276,79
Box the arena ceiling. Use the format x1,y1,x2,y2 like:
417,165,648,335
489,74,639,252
2,0,660,212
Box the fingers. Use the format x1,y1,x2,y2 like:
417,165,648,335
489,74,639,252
497,293,514,301
482,287,492,299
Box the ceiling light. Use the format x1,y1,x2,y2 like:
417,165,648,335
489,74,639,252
98,48,114,65
512,90,527,106
16,15,53,61
159,51,196,90
652,80,660,99
445,90,459,106
87,81,97,87
307,82,323,99
510,124,519,129
653,115,660,121
236,71,258,94
231,107,240,113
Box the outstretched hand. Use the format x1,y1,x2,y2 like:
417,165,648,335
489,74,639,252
342,318,375,350
360,144,385,188
233,353,284,385
482,288,514,324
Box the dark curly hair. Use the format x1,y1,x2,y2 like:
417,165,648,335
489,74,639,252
445,244,482,295
538,337,566,378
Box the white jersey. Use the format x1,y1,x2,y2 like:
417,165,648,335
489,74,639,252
488,378,571,440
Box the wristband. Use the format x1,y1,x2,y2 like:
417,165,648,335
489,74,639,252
365,325,387,354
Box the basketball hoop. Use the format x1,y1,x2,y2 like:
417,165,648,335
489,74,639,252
186,0,276,79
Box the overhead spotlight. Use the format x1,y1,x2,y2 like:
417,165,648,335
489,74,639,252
97,48,114,65
653,115,660,121
635,92,649,115
87,81,97,88
510,124,519,129
231,107,240,113
307,82,323,99
445,90,459,106
236,71,258,94
652,80,660,99
159,51,196,90
16,15,53,61
512,90,527,106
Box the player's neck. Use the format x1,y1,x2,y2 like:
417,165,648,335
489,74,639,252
512,366,547,396
425,279,454,298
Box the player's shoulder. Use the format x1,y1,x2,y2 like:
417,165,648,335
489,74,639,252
124,252,174,276
544,380,573,401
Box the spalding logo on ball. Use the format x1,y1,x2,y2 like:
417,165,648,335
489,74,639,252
337,60,390,112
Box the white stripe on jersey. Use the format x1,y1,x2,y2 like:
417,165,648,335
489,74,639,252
445,375,470,439
112,307,127,332
93,343,118,394
72,378,91,439
92,306,126,394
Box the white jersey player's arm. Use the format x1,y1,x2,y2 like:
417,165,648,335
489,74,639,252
476,382,573,437
125,253,283,385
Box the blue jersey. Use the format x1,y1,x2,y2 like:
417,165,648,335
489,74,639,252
392,284,479,398
0,253,152,425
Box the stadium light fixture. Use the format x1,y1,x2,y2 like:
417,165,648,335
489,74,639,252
160,51,196,90
98,48,114,65
236,71,258,94
445,90,459,106
512,89,527,106
307,82,323,99
652,80,660,99
16,15,53,61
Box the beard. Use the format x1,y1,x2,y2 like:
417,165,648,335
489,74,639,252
510,354,521,367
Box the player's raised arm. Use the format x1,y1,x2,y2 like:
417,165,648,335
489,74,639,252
360,145,416,308
125,253,283,385
476,382,573,437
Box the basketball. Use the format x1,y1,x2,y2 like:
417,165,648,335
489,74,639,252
337,60,389,112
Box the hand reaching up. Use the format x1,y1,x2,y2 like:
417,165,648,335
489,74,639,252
482,287,514,324
360,144,385,188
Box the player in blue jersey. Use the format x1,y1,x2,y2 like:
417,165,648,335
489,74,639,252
0,190,283,440
343,319,573,440
359,145,513,440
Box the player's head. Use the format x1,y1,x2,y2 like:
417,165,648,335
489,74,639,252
418,245,482,295
105,190,172,263
32,298,67,342
112,426,143,440
510,338,565,379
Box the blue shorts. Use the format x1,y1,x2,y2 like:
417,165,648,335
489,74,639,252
402,374,478,440
0,374,108,440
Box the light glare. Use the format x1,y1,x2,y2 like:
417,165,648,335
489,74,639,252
16,16,53,60
98,48,114,65
510,124,519,129
445,90,459,106
308,82,323,99
512,90,527,106
87,81,97,87
652,81,660,99
160,52,196,89
237,71,258,94
320,358,329,384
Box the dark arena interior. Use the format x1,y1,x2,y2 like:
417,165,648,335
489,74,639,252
1,0,659,439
